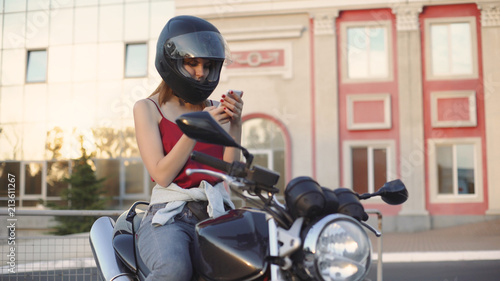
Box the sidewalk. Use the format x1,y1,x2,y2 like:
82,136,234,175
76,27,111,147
370,219,500,262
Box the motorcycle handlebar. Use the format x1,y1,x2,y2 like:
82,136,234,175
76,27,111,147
191,151,231,173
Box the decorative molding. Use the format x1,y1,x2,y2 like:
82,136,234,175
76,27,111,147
313,12,339,35
347,93,392,130
228,50,284,68
430,91,477,128
392,5,423,31
479,2,500,27
221,42,293,80
220,25,305,42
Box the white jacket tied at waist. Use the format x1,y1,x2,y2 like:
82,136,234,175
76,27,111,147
150,180,234,227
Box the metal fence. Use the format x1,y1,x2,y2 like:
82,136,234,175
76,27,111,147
1,209,384,281
1,210,123,281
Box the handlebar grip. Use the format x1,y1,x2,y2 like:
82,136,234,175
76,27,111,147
191,151,231,173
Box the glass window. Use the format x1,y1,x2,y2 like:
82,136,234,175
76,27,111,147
26,50,47,82
436,144,475,195
430,22,473,76
347,26,389,79
124,159,145,194
46,160,70,197
95,159,120,198
351,146,388,194
0,162,21,198
242,118,286,193
24,162,43,195
125,43,148,78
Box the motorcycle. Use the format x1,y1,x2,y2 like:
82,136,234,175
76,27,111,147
90,111,408,281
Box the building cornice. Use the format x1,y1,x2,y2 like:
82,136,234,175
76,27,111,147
175,0,496,19
478,2,500,27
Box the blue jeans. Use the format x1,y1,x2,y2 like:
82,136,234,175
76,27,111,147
137,203,199,281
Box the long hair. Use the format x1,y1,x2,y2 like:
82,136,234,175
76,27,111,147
149,80,207,111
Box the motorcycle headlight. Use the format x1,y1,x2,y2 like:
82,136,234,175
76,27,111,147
302,214,372,281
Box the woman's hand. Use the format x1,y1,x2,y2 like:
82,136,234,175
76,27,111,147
205,91,244,126
203,106,231,125
219,90,244,125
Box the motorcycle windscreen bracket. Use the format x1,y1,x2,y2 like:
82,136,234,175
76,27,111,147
277,217,304,258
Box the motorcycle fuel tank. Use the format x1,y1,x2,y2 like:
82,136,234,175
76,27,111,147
193,208,271,281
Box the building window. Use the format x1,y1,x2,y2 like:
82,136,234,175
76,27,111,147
351,147,387,194
424,17,478,80
26,50,47,83
95,158,120,206
343,140,396,196
125,43,148,78
340,21,393,82
241,118,286,194
428,138,483,203
436,144,475,195
95,157,149,208
22,162,45,207
46,160,70,198
0,162,21,199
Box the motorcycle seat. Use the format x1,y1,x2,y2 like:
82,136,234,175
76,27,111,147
113,202,151,277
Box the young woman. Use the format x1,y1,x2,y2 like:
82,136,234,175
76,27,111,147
133,15,243,281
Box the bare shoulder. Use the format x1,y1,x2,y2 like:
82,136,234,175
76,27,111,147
133,98,159,123
134,98,151,111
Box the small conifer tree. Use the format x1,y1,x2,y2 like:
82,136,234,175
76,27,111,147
48,136,108,235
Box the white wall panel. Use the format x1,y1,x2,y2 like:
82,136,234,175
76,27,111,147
4,0,26,13
24,83,47,123
3,13,26,49
0,86,24,123
99,4,124,42
150,0,175,38
49,8,74,45
1,49,26,85
74,6,98,43
73,44,98,81
47,45,73,82
27,0,50,11
26,10,50,48
47,83,72,123
98,43,125,80
124,2,148,41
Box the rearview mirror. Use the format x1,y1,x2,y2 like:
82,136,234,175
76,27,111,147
176,112,254,165
358,179,408,205
176,111,240,148
377,179,408,205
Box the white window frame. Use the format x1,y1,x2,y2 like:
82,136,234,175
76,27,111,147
428,137,483,203
424,16,479,80
339,20,394,83
342,140,396,202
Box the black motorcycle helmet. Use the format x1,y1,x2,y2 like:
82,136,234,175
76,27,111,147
155,15,230,105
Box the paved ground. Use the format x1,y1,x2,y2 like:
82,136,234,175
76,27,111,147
370,219,500,262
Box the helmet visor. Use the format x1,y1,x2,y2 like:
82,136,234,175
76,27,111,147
164,31,230,62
